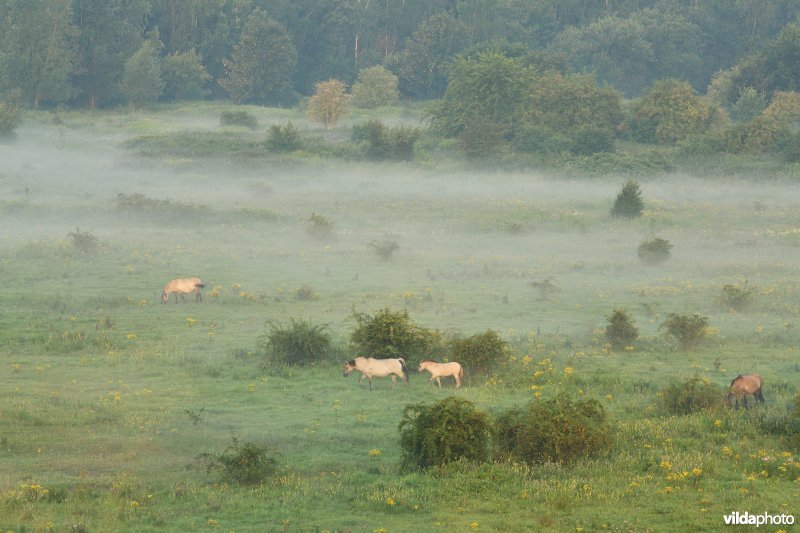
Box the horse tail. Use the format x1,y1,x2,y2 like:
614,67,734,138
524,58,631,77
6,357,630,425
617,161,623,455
459,364,464,380
196,283,205,288
400,358,409,383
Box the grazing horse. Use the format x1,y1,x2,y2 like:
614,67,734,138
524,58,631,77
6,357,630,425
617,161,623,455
418,360,464,388
342,357,409,390
725,374,764,409
161,277,205,304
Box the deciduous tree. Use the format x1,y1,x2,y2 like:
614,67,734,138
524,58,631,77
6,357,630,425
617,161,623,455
307,79,351,128
220,9,296,105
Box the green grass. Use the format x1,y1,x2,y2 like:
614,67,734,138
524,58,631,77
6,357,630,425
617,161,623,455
1,104,800,531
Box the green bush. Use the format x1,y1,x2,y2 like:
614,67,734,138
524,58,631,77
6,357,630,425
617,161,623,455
266,121,302,152
495,394,612,464
512,124,570,155
67,227,99,256
605,309,639,351
0,101,21,140
398,397,493,471
349,308,439,365
202,435,278,485
570,125,615,155
610,179,644,219
447,329,507,375
220,110,258,129
718,281,755,312
352,119,420,161
368,239,399,261
661,313,710,351
638,237,672,264
659,377,722,415
306,212,334,240
257,319,331,367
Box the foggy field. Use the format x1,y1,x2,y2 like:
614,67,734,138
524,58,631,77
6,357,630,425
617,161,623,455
2,105,800,531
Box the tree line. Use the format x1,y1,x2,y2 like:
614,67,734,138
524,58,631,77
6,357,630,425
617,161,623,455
3,0,800,110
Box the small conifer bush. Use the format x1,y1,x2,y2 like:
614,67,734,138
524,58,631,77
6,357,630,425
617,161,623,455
611,179,644,219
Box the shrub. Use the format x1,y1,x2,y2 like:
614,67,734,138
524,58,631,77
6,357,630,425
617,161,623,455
294,284,319,302
266,121,302,152
718,280,755,312
605,309,639,351
352,119,420,161
201,435,278,485
368,239,399,261
398,397,493,471
528,276,560,301
495,394,612,464
67,227,99,256
447,329,506,375
0,100,21,140
662,313,710,350
610,179,644,219
306,212,334,240
659,377,722,415
638,237,672,264
256,319,331,367
349,308,438,364
220,110,258,129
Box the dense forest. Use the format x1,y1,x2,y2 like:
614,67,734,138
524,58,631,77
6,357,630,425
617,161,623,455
5,0,800,161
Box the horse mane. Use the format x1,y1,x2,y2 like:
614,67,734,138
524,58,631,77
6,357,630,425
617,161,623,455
346,359,356,366
730,374,744,387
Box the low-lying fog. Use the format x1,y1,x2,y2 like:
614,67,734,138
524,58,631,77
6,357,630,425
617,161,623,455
3,115,800,341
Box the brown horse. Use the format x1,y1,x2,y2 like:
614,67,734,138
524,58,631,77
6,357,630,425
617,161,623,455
724,374,764,409
161,277,205,304
418,360,464,388
343,357,409,390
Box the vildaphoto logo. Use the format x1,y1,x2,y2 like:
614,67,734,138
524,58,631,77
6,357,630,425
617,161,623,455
723,512,795,527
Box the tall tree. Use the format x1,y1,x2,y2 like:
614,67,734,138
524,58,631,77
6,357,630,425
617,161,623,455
72,0,151,108
391,12,470,100
162,49,211,100
120,37,164,109
220,8,297,105
0,0,79,107
549,8,703,97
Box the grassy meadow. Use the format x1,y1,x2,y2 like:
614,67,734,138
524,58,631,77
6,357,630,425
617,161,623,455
1,103,800,531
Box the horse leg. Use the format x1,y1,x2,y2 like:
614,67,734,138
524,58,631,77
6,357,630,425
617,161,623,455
757,389,765,403
391,375,397,389
436,377,442,388
455,374,461,388
742,395,749,409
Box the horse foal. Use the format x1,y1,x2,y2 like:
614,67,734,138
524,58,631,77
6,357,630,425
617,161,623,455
161,277,205,304
725,373,764,409
418,360,463,388
343,357,409,390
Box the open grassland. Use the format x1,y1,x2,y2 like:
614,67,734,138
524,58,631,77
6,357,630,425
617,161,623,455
1,104,800,531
